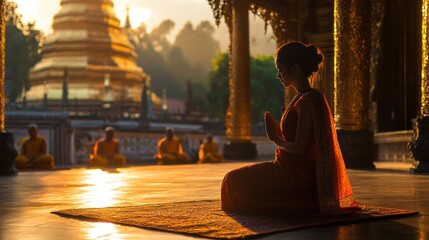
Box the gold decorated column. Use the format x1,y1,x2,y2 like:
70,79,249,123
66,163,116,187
0,0,17,175
227,0,251,141
0,0,5,133
223,0,256,159
334,0,371,130
409,0,429,173
422,0,429,117
334,0,374,169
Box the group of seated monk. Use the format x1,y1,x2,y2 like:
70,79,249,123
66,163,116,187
15,124,224,169
155,128,224,165
15,124,127,169
15,124,55,169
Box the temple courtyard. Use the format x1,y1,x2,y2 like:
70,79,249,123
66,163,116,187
0,161,428,239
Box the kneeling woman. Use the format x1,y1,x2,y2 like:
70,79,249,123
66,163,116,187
221,42,357,214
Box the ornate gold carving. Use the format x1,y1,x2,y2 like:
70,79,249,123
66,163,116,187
226,0,251,142
334,0,371,131
0,0,5,132
422,0,429,116
208,0,297,48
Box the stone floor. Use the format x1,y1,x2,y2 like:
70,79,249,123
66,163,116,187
0,161,428,240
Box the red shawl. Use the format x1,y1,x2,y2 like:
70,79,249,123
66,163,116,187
305,89,356,213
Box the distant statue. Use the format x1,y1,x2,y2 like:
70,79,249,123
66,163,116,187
155,127,189,164
198,134,224,163
89,127,126,167
15,124,55,169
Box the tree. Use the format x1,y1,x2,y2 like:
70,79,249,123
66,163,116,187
166,47,193,85
174,21,220,74
4,1,43,103
207,53,283,124
250,55,283,123
129,22,183,98
149,19,175,57
128,20,220,102
5,1,28,103
26,22,43,69
207,53,230,119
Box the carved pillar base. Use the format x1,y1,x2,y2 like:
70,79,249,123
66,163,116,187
0,132,18,176
409,116,429,174
410,163,429,174
337,130,375,169
223,141,257,160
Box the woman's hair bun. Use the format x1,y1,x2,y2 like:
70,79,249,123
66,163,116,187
306,45,323,73
275,41,324,77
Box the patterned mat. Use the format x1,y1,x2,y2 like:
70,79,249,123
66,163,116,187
52,200,418,239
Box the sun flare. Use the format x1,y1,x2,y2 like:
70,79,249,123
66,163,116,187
80,170,126,208
130,8,152,28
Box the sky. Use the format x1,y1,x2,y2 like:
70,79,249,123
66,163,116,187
11,0,276,54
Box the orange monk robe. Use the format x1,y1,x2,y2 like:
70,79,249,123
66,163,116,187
15,136,55,169
198,141,224,163
89,139,126,167
155,137,189,164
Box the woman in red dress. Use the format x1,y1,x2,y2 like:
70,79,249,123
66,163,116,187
221,42,356,214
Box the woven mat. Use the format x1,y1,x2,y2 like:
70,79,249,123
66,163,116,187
52,200,417,239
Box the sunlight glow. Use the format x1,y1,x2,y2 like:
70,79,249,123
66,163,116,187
80,170,126,208
12,0,39,23
86,222,120,239
130,8,152,28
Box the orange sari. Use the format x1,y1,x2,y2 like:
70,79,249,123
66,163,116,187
221,89,356,214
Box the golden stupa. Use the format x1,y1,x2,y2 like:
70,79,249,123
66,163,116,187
26,0,146,114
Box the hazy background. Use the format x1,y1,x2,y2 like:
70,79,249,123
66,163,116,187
12,0,276,54
6,0,281,124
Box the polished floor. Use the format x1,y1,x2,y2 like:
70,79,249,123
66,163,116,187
0,162,428,240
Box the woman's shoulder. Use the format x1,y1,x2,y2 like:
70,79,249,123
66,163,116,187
300,89,325,103
293,89,326,109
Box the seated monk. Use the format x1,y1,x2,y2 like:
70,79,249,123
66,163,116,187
155,127,189,165
88,127,126,167
16,124,55,169
198,134,224,163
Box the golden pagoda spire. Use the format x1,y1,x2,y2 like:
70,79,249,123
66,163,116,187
125,3,132,29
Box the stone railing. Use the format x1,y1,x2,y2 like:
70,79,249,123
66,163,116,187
73,130,276,164
374,130,414,163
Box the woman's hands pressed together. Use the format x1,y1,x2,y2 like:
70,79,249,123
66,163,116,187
264,111,283,145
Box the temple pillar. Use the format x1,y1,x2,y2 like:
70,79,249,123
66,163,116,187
306,2,335,110
0,0,18,175
334,0,375,169
0,0,4,133
282,0,301,107
224,0,257,159
410,0,429,173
